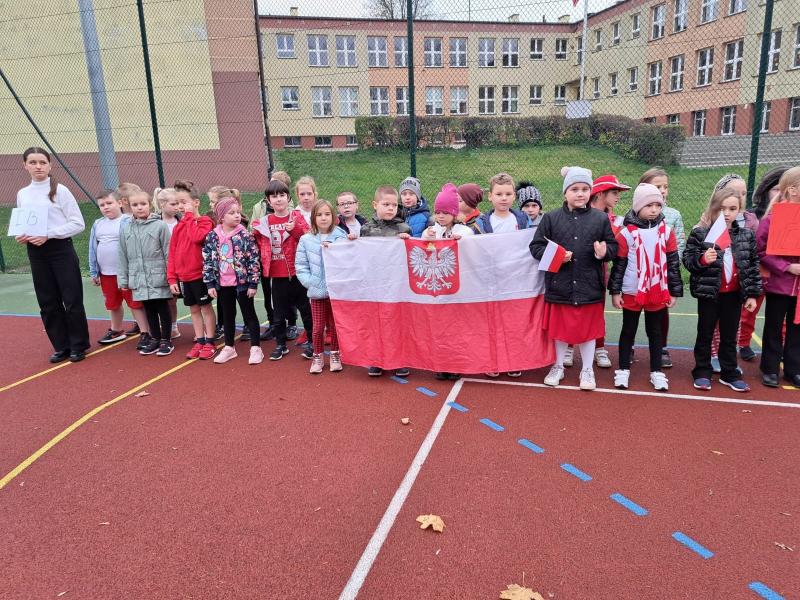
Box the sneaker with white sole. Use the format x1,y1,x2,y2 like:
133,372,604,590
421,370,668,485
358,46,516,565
614,369,630,389
595,347,612,368
563,346,574,367
579,367,596,391
171,326,181,339
329,351,343,372
213,345,237,364
544,365,565,387
309,354,324,374
650,371,669,391
248,346,264,365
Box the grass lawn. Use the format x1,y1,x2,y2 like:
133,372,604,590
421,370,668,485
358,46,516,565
0,144,770,273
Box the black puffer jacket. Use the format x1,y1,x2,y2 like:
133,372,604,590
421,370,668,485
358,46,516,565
608,210,683,298
530,204,618,305
682,220,762,300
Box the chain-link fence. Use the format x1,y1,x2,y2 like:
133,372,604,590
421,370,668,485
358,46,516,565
2,0,798,273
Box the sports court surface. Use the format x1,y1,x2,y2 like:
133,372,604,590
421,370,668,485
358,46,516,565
1,275,797,599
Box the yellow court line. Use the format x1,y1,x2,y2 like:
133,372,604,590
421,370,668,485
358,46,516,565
784,386,798,390
751,332,763,348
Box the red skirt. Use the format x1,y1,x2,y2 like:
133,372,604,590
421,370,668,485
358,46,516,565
543,302,605,344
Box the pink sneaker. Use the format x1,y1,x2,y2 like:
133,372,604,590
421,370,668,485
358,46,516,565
213,345,237,364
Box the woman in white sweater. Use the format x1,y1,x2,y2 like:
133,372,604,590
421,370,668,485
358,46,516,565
15,147,90,363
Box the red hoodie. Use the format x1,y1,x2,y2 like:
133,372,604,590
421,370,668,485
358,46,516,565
167,214,213,284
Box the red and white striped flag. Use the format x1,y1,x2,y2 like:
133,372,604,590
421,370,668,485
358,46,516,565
704,212,731,250
573,0,580,6
538,239,567,273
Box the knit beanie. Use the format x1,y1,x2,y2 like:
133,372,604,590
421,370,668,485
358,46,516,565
632,183,665,214
517,184,542,210
561,166,593,193
399,176,421,201
458,183,483,209
434,183,459,216
215,196,238,222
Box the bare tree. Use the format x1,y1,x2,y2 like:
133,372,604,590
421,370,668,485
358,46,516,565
364,0,433,20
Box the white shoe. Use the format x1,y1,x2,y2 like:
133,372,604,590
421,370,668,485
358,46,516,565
650,371,669,391
213,345,237,364
248,346,264,365
309,354,324,374
544,365,565,387
614,369,630,389
329,351,343,372
595,347,612,368
563,346,574,367
579,367,596,391
171,326,181,339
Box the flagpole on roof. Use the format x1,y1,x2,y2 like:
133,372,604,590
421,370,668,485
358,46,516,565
577,0,589,100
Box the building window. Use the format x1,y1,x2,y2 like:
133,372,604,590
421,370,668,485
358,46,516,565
280,87,299,110
644,117,657,124
395,87,408,115
555,38,568,60
502,38,519,67
693,110,707,136
670,55,684,91
794,25,800,68
724,40,744,81
307,35,329,67
554,85,566,105
283,136,301,148
651,4,666,40
394,37,407,67
667,113,680,125
425,87,443,115
338,87,358,117
728,0,746,15
478,86,495,114
697,47,714,86
501,85,519,113
721,106,737,135
612,22,620,45
592,77,600,99
767,30,781,73
478,38,495,67
609,72,618,96
631,14,641,38
529,85,542,105
701,0,718,24
370,87,389,115
276,34,295,58
368,36,388,67
314,136,332,148
530,38,543,59
450,86,468,115
648,61,662,95
790,98,800,130
346,135,358,147
594,29,603,51
336,36,356,67
424,37,442,67
311,87,332,117
628,66,639,91
761,101,771,133
576,36,584,64
449,38,467,67
674,0,688,33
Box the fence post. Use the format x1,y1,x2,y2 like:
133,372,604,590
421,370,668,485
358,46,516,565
406,0,416,177
252,0,274,181
136,0,165,188
746,0,775,209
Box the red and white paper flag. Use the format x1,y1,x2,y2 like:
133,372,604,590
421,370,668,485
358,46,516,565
538,239,568,273
704,212,731,250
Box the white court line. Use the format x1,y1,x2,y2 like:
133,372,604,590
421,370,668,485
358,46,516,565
338,378,464,600
459,378,800,409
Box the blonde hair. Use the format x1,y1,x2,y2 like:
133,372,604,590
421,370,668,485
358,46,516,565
115,182,141,202
698,186,743,228
337,191,358,204
639,167,668,185
310,199,336,235
374,185,398,202
489,172,514,192
211,186,241,204
153,187,176,211
128,189,151,211
295,176,317,199
271,170,291,188
766,165,800,215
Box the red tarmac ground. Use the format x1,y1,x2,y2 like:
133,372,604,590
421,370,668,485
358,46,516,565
1,315,797,599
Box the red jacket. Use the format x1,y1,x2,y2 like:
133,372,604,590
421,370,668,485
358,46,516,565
167,214,213,284
252,210,308,278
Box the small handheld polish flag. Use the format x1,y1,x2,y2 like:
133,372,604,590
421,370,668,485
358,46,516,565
538,239,568,273
703,212,731,250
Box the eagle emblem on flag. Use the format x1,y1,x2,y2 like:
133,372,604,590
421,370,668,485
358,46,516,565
405,240,460,296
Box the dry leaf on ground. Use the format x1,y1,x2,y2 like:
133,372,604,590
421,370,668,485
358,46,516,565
774,542,794,551
401,417,410,425
416,514,445,532
134,391,150,398
711,450,724,455
499,584,544,600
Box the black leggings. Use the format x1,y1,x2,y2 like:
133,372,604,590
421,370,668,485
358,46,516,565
142,299,172,341
261,276,295,326
618,307,665,371
218,286,260,347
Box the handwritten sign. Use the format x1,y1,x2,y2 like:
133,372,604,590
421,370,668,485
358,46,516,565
7,206,49,237
766,203,800,256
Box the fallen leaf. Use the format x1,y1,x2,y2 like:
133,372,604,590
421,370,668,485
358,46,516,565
711,450,724,455
435,548,440,555
416,514,445,532
57,593,68,598
314,507,322,512
499,584,539,600
779,512,792,516
774,542,794,551
134,391,150,398
742,409,752,413
98,522,110,526
401,417,410,425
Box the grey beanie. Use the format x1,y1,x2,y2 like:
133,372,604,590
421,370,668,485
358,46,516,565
399,176,421,200
561,166,593,193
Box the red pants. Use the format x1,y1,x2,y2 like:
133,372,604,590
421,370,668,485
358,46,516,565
310,298,338,354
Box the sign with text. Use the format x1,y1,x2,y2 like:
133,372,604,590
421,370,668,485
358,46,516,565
766,203,800,256
7,206,48,237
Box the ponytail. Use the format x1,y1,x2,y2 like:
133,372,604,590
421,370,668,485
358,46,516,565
48,177,57,203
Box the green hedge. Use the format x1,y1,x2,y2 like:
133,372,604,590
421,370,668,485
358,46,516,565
355,114,685,165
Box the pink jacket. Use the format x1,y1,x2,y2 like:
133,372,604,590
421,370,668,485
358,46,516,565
757,213,800,296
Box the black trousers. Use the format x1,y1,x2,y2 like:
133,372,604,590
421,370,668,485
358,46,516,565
261,276,295,326
27,238,90,353
271,276,312,345
142,299,172,341
694,292,741,381
760,293,800,377
218,286,260,347
618,307,665,371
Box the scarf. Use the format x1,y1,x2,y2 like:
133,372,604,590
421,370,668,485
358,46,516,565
628,221,670,306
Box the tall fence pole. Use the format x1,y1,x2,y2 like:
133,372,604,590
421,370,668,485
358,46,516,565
136,0,165,188
578,0,589,100
253,0,274,181
406,0,417,177
746,0,774,209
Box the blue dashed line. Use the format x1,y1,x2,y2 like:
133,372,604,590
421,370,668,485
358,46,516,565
748,582,784,600
610,493,649,516
416,386,437,397
479,418,504,432
560,463,592,482
447,401,469,412
672,532,714,559
391,376,408,384
517,438,545,454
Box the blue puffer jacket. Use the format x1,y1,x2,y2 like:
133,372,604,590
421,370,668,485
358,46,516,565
475,209,530,233
402,196,433,237
295,228,347,299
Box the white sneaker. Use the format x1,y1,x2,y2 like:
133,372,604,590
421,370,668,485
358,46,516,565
171,326,181,339
309,354,324,374
595,347,612,368
544,365,565,387
213,345,237,364
614,369,630,389
329,351,343,372
579,367,596,391
563,346,574,367
650,371,669,391
248,346,264,365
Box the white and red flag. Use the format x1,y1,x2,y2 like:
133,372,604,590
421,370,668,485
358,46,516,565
538,239,567,273
704,212,731,250
323,231,554,373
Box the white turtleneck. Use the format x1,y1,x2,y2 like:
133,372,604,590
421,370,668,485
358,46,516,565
16,178,85,239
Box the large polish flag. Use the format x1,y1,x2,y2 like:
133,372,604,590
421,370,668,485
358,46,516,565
323,230,554,373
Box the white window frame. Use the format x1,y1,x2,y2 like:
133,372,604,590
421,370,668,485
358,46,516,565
338,87,358,117
280,86,299,110
631,14,641,38
276,34,295,59
701,0,718,24
555,38,568,60
530,38,543,59
628,66,639,92
609,72,618,96
502,38,519,67
449,38,467,67
424,37,443,67
307,35,329,67
369,87,389,116
314,136,332,148
790,98,800,130
594,29,603,51
697,47,714,86
652,4,666,40
794,25,800,69
576,36,584,64
767,30,781,73
720,105,737,135
612,22,620,45
394,37,407,67
592,77,600,99
478,38,495,67
728,0,746,15
674,0,688,33
450,86,468,115
311,86,332,117
529,85,542,105
501,85,519,113
554,85,566,105
670,55,684,91
425,86,444,115
395,87,409,115
478,86,495,114
346,135,358,147
283,136,301,148
761,101,771,133
667,114,680,125
336,35,356,67
693,110,707,136
724,39,744,81
367,36,388,68
648,61,662,95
